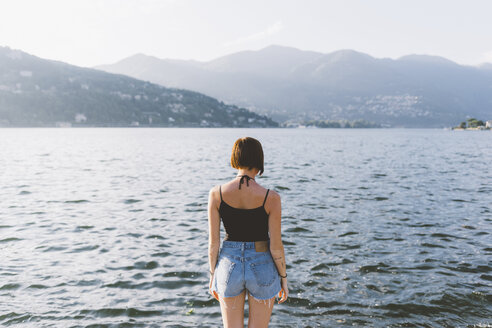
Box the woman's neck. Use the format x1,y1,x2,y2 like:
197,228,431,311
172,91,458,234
236,169,257,179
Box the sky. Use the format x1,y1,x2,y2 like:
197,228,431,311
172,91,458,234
1,0,492,67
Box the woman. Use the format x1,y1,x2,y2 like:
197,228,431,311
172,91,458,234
208,137,288,327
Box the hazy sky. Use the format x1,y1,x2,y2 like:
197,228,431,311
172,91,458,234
1,0,492,67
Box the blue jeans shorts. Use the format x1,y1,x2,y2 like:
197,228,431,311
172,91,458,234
211,240,282,300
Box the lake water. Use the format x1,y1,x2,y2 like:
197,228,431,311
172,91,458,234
0,128,491,327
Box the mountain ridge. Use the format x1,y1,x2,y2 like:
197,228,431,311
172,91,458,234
0,46,278,127
96,45,492,127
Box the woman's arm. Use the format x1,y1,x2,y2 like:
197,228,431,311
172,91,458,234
208,186,221,274
267,190,289,303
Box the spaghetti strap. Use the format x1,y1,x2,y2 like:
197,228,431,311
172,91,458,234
262,189,270,207
219,185,223,202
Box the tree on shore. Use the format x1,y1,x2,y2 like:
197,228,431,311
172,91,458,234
466,118,485,128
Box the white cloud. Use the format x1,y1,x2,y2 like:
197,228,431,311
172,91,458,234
223,21,284,48
478,50,492,64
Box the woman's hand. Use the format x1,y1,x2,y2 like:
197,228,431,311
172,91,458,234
209,273,219,301
277,277,289,304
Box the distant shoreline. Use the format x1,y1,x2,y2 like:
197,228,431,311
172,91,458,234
451,127,491,131
0,125,471,129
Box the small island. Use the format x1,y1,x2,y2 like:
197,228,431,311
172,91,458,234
452,118,491,130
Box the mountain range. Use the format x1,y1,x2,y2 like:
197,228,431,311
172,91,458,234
0,46,277,127
96,45,492,127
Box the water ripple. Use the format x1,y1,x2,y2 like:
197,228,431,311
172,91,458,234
0,128,490,327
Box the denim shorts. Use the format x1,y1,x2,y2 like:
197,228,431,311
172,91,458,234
211,240,282,300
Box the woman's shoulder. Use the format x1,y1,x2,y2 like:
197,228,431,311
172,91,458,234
266,189,280,202
208,184,221,200
209,184,220,192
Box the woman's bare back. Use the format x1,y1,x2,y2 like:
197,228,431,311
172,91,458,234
220,178,270,210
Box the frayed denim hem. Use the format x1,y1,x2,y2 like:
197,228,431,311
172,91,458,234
248,285,282,301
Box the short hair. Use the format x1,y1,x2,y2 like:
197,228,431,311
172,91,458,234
230,137,264,175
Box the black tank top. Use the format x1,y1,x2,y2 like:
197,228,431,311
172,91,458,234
219,178,270,242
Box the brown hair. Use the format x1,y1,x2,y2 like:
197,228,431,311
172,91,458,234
230,137,264,175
